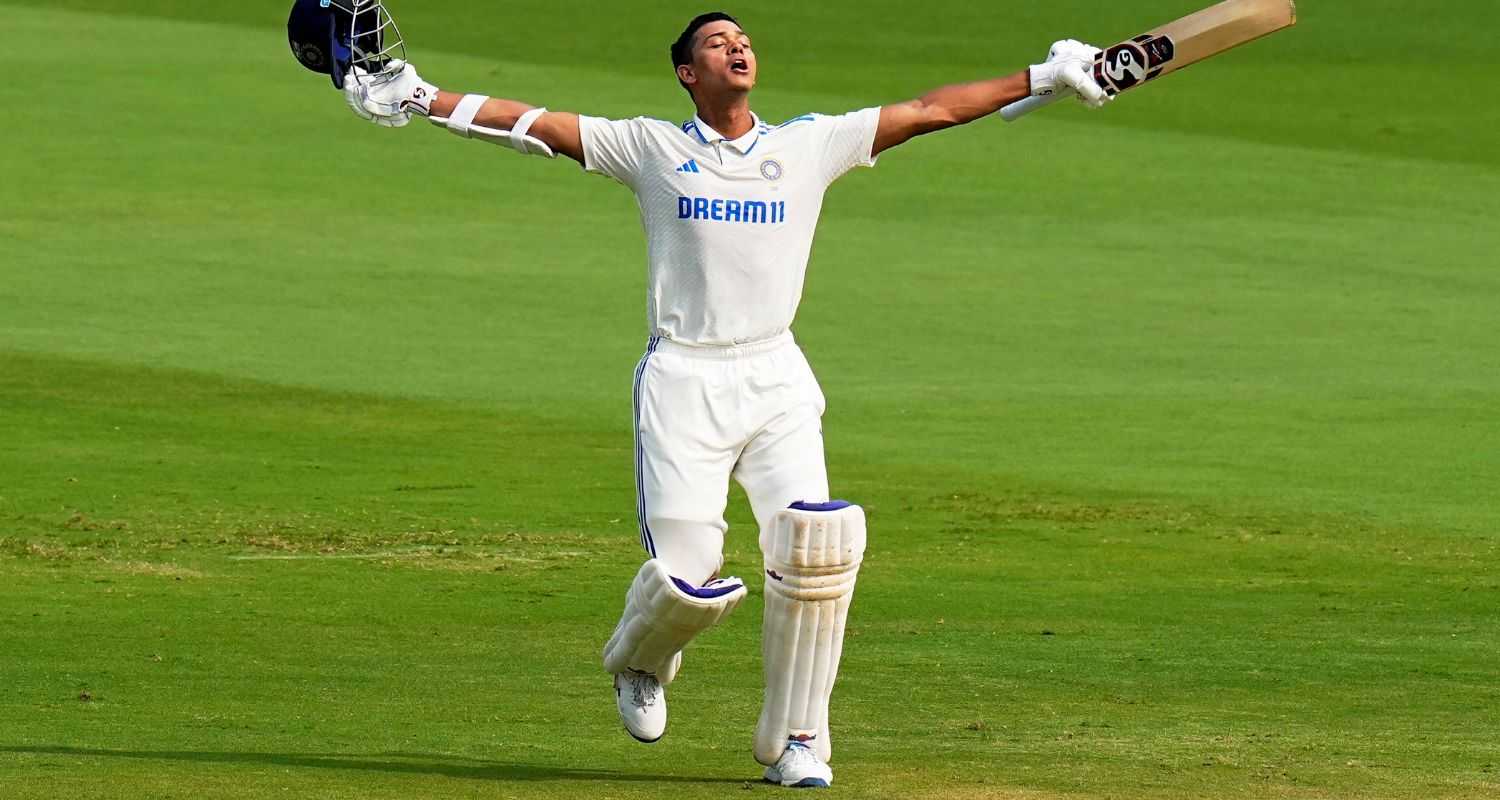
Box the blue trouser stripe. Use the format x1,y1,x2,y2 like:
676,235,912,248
632,336,661,556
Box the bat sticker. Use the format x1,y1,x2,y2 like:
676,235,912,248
1094,34,1177,95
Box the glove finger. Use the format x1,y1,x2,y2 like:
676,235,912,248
366,65,404,92
353,85,377,114
1077,86,1108,108
361,90,402,118
346,94,376,121
370,108,411,128
1078,75,1110,108
1059,62,1088,90
1060,62,1108,107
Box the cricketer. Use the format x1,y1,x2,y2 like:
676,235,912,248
289,2,1107,788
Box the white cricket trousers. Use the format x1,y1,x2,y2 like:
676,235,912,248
632,332,830,586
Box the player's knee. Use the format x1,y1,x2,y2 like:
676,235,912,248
751,488,829,538
642,516,724,586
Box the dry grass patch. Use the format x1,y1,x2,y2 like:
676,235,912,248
104,560,208,579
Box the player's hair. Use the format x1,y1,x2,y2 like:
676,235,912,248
670,11,739,94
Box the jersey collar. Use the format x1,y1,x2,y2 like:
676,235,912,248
685,112,768,155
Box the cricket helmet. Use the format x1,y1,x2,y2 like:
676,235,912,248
287,0,406,89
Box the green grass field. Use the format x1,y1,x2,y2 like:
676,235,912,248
2,1,1497,797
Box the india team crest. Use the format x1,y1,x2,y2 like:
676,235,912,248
759,159,784,182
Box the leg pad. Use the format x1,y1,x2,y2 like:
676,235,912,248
602,558,746,685
754,501,866,765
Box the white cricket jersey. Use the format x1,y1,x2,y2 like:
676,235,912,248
580,108,880,346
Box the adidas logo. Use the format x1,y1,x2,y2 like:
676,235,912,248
675,159,701,174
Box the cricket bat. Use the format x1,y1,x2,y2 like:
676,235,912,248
1000,0,1296,122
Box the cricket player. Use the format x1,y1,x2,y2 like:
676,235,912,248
308,5,1106,788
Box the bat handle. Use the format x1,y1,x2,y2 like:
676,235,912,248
1000,92,1064,122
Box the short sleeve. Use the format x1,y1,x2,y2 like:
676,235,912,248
813,107,881,186
579,116,651,189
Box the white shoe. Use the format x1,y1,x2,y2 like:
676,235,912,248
763,740,832,788
613,670,666,743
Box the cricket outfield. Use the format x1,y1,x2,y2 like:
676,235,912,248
1,1,1496,797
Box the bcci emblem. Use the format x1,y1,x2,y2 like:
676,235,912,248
759,159,784,182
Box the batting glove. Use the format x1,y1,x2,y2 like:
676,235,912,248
1028,40,1110,109
343,60,439,128
1047,39,1100,64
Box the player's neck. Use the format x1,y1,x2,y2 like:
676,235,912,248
692,95,755,140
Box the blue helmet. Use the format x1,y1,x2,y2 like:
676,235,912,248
287,0,405,89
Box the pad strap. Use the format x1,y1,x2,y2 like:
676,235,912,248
429,97,558,158
446,93,489,137
511,107,547,155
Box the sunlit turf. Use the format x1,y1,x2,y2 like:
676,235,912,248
2,2,1497,798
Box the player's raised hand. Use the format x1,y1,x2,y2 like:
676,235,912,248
343,60,439,128
1028,40,1110,109
343,66,406,127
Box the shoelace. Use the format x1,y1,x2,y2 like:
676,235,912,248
783,742,819,768
628,675,659,708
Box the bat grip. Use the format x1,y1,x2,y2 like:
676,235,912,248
1000,92,1063,122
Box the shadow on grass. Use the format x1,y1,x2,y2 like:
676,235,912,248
0,746,746,785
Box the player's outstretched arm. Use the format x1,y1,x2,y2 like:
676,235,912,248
873,71,1030,156
345,61,585,164
872,40,1109,156
426,92,584,164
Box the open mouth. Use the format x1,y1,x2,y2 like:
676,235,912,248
730,58,749,75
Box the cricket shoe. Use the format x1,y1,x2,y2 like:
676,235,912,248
613,670,666,743
763,739,832,788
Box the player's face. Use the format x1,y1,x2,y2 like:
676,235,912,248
686,20,757,97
